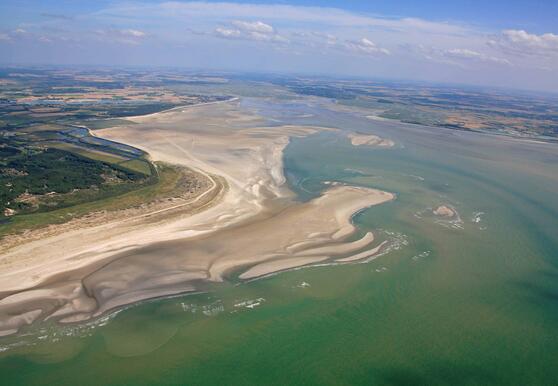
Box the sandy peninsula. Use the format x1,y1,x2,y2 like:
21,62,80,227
0,99,394,336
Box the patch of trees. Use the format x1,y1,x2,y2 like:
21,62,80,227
1,148,145,213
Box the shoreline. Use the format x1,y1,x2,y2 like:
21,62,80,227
121,96,240,121
0,164,221,253
0,98,395,337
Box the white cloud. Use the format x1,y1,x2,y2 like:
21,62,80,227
231,20,274,34
214,27,242,39
445,48,482,59
490,29,558,57
3,1,556,90
88,2,479,60
213,20,287,43
122,29,146,37
410,45,511,67
96,29,147,45
107,2,469,36
343,38,390,56
443,48,511,65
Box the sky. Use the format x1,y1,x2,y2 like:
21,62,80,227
0,0,557,91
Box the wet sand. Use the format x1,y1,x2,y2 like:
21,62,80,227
433,205,456,217
0,99,394,336
348,132,395,147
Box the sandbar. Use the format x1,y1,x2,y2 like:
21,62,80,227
348,132,395,147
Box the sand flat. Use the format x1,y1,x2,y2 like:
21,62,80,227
0,99,395,336
348,132,395,147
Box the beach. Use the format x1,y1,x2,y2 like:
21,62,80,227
0,99,394,336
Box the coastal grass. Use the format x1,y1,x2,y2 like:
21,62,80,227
19,124,68,133
46,143,151,175
0,163,179,238
46,142,129,164
118,159,152,176
78,118,135,130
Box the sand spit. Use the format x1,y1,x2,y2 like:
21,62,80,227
348,133,395,148
336,240,388,263
0,99,395,336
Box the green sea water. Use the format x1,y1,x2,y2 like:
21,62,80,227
1,99,558,385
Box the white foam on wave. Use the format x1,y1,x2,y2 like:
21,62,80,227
180,299,225,316
471,211,487,230
0,308,126,353
233,298,266,310
401,173,425,181
411,250,431,261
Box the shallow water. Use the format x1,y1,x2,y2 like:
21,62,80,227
1,98,558,385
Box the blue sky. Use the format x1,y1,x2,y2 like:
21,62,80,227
1,1,557,91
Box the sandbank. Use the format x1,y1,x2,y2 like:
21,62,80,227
348,132,395,147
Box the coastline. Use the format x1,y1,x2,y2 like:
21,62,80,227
0,98,395,336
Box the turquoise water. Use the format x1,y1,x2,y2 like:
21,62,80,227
1,99,558,385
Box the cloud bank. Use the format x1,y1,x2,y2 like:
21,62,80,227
0,1,556,91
